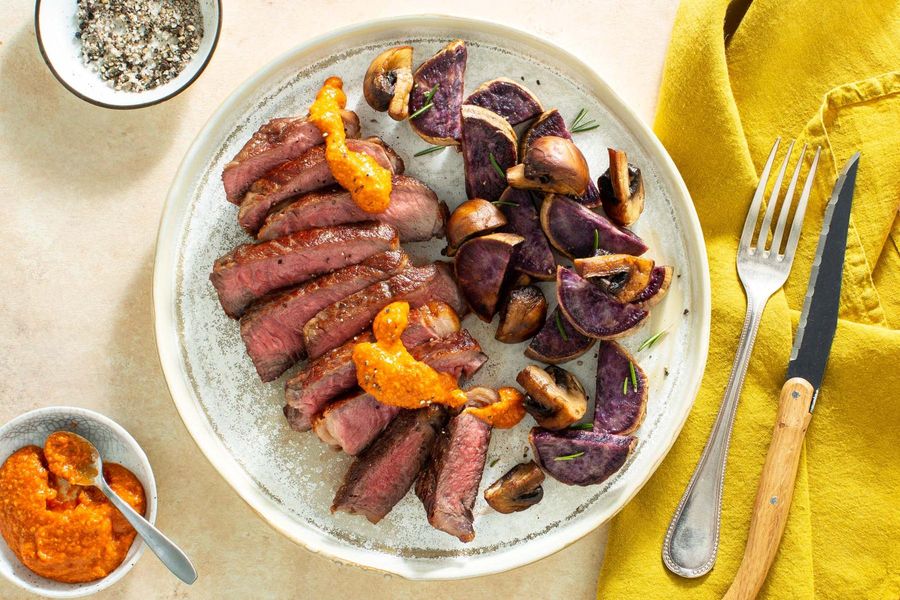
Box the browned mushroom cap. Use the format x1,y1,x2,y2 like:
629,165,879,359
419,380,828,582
516,365,587,430
507,136,590,196
363,46,414,121
496,286,548,344
598,148,645,226
484,461,545,513
445,199,507,256
574,254,655,303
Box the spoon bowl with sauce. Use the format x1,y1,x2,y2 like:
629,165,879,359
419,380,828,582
43,432,198,585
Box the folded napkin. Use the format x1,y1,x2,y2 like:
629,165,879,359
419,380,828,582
597,1,900,598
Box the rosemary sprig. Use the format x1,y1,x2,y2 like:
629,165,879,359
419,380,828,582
569,423,594,431
592,229,600,253
554,451,585,461
414,145,446,157
555,311,569,342
489,457,500,467
637,326,670,352
489,152,506,179
570,108,599,134
408,102,433,120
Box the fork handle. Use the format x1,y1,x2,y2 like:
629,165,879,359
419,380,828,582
662,295,767,578
723,378,813,600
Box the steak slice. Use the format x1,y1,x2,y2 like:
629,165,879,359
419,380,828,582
332,405,447,524
209,222,399,319
415,410,491,542
313,391,401,456
258,175,448,243
222,111,361,204
283,301,461,431
239,250,409,382
238,137,405,235
302,262,466,359
311,330,487,453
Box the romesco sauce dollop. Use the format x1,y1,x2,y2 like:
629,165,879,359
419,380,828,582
309,76,393,213
0,434,146,583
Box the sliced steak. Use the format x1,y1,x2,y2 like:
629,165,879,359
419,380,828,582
283,301,461,431
238,137,405,235
257,175,447,243
415,410,491,542
222,111,361,204
209,222,399,319
332,405,447,524
302,262,465,359
311,330,487,453
313,391,401,456
239,250,409,382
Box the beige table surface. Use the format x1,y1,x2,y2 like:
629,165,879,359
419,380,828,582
0,1,678,597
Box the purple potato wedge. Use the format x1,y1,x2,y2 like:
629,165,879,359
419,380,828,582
594,341,648,435
408,40,467,145
631,265,674,308
461,104,518,202
464,77,543,126
530,427,636,486
540,194,648,258
497,187,556,280
556,267,648,339
520,109,601,207
454,232,524,322
525,307,595,364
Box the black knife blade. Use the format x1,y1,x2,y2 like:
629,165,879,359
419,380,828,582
786,153,860,407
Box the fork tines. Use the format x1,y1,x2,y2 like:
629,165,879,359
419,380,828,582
740,138,821,260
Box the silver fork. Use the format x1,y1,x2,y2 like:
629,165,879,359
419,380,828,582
662,138,820,578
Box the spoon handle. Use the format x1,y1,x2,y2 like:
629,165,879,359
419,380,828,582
97,478,198,584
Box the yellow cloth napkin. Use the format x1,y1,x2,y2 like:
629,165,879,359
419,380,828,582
598,1,900,598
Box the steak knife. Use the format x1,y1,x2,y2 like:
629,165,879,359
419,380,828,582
723,153,860,600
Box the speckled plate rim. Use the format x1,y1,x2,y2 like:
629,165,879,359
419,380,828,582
152,14,711,580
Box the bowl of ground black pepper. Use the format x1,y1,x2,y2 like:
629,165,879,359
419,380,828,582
35,0,221,109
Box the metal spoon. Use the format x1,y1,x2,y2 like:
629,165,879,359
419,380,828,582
57,432,198,584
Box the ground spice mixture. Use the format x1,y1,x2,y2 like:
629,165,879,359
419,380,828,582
76,0,204,92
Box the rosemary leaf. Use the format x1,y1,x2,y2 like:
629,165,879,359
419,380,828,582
554,451,585,461
489,457,500,467
569,423,594,431
414,145,446,157
408,102,434,120
623,375,629,394
492,200,517,207
555,311,569,342
571,121,599,134
637,326,670,352
571,108,587,129
593,229,600,252
629,361,638,391
570,109,599,133
489,152,506,179
424,83,439,103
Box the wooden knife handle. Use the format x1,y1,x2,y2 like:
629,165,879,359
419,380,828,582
723,377,814,600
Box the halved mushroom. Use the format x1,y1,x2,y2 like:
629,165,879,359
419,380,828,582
445,198,507,256
496,286,547,344
454,232,524,322
557,266,648,339
408,40,467,145
464,78,543,126
496,187,556,280
631,265,673,308
465,386,499,408
525,307,596,364
461,105,518,202
484,461,545,513
574,254,655,303
519,109,602,207
530,427,636,487
363,46,414,121
598,148,645,226
517,365,587,430
540,194,648,258
507,136,590,196
594,341,648,435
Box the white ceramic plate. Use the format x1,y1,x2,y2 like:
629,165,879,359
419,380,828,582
153,15,710,580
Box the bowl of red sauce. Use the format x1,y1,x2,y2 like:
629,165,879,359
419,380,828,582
0,406,157,598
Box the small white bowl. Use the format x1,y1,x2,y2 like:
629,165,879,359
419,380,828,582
34,0,221,109
0,406,158,598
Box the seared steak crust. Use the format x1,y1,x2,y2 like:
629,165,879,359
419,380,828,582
239,250,409,381
210,222,399,319
332,405,447,524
